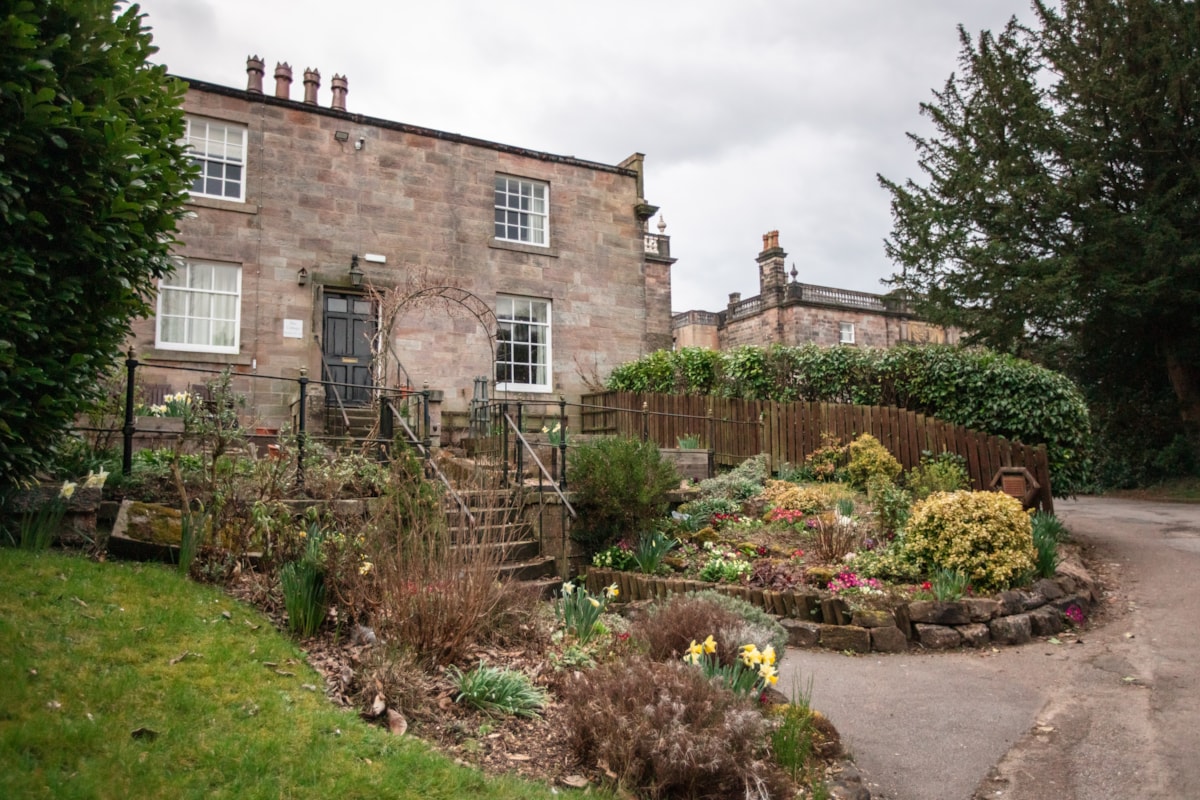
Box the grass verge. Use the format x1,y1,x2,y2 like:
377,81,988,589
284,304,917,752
0,549,563,800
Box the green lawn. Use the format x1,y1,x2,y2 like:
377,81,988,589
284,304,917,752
1105,475,1200,503
0,549,567,799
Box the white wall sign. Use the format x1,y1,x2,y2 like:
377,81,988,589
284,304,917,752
282,319,304,339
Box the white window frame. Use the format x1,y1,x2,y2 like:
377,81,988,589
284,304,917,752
495,295,552,392
185,116,247,202
839,322,856,345
155,260,242,354
494,176,548,246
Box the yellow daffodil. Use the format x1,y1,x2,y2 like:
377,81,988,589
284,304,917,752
605,583,619,599
59,481,77,500
82,468,109,489
758,663,779,685
761,645,776,666
588,597,600,608
561,582,574,596
358,562,373,575
740,644,762,667
703,635,717,654
687,639,704,657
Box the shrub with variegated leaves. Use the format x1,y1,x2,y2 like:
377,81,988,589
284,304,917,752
902,490,1035,594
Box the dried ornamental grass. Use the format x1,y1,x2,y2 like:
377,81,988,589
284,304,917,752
562,657,790,799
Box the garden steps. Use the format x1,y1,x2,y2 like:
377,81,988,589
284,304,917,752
439,466,561,589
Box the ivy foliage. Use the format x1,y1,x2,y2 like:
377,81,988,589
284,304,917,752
606,344,1091,494
0,1,195,488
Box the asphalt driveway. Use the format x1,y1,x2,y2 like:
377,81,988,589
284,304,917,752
778,497,1200,800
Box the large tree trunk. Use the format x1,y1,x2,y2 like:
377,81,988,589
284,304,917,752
1165,349,1200,426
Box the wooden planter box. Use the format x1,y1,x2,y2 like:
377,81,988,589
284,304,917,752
660,448,713,482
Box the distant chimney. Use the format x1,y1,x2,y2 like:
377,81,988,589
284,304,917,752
246,55,264,94
728,292,742,306
757,231,787,297
303,68,320,105
274,63,292,99
330,74,348,111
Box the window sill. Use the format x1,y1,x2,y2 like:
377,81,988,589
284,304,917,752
496,385,554,395
488,238,558,258
140,348,253,367
186,196,257,215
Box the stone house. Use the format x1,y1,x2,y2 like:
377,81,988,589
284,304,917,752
128,57,675,436
672,231,958,351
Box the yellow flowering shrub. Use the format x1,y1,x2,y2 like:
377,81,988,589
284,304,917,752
844,434,902,491
759,480,839,515
902,490,1035,594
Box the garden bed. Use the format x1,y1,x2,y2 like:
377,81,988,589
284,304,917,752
585,551,1097,654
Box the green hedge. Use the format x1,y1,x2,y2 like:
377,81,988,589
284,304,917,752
606,344,1092,495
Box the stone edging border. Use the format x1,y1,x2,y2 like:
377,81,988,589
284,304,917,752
583,560,1098,653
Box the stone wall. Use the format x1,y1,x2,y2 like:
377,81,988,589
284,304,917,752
584,567,1097,654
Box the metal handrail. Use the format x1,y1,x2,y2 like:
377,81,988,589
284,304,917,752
382,337,414,395
314,337,351,431
385,399,475,527
501,411,576,520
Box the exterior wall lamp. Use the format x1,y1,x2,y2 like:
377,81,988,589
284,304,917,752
349,254,364,287
297,266,309,286
333,130,350,142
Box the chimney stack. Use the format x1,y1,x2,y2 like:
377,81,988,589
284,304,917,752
303,68,320,105
274,62,292,99
246,55,264,94
757,230,787,297
330,74,348,111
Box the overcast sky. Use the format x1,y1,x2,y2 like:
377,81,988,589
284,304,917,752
136,0,1033,313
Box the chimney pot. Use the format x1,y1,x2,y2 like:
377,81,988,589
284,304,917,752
303,67,320,105
246,55,264,94
274,62,292,99
728,292,742,306
330,74,349,111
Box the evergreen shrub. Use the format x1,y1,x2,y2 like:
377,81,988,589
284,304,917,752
902,491,1035,594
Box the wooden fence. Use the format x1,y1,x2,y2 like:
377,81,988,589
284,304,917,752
579,391,1053,512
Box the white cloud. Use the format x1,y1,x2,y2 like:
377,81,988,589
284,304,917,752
138,0,1032,312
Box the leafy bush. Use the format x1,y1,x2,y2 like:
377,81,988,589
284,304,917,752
844,434,902,491
0,2,194,488
676,497,742,526
591,542,635,570
561,657,789,799
902,491,1036,594
906,451,971,498
606,343,1092,495
697,453,769,500
447,662,547,718
759,480,839,515
851,541,926,584
699,552,753,583
567,437,679,551
866,475,912,538
805,434,846,482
